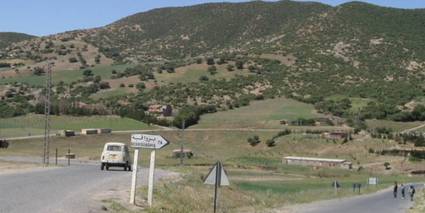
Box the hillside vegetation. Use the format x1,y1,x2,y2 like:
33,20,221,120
1,1,425,129
0,32,35,50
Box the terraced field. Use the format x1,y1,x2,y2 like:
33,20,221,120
193,97,323,129
0,114,153,138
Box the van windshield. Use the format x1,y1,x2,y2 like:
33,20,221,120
107,145,122,151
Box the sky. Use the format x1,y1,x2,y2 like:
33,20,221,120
1,0,424,36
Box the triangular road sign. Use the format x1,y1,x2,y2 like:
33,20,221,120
204,161,230,186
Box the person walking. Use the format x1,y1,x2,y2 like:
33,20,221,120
393,182,398,198
409,185,416,201
401,184,405,199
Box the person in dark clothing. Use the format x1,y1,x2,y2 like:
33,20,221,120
401,184,405,199
410,185,416,201
393,182,398,198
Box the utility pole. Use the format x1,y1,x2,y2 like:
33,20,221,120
180,120,185,166
43,62,53,166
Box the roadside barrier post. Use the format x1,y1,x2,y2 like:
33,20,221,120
55,148,58,165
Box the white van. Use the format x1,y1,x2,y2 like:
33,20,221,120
100,142,132,171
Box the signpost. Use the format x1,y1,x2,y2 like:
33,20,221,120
130,134,169,206
332,180,340,196
368,177,378,185
204,161,230,213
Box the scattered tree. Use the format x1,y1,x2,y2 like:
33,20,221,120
247,135,261,146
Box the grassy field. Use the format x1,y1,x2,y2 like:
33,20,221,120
0,64,132,86
90,88,130,100
410,188,425,213
154,63,250,86
0,114,153,138
326,95,371,113
193,97,323,129
366,119,425,132
2,129,423,212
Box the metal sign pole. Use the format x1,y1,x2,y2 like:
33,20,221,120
67,148,71,166
147,149,156,206
130,149,140,204
334,180,337,196
180,120,185,166
214,162,221,213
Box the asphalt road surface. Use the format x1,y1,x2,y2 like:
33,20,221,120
293,184,423,213
0,163,176,213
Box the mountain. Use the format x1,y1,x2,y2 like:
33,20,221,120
0,32,35,50
1,1,425,123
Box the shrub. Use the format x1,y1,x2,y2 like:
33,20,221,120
247,135,261,146
206,57,215,65
82,69,93,77
33,67,45,76
199,75,209,81
68,57,78,63
208,66,217,75
236,61,244,69
266,139,276,147
136,82,146,91
384,162,391,170
99,82,110,89
95,55,101,64
217,58,226,65
226,64,235,71
94,75,102,83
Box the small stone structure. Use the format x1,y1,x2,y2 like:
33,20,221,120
81,128,99,135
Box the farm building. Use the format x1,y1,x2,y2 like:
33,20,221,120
81,128,98,135
148,104,173,117
279,119,289,126
97,128,112,134
59,130,75,137
283,156,352,169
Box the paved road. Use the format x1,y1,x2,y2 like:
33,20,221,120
6,127,352,141
291,185,423,213
0,163,176,213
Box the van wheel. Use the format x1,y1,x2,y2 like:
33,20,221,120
101,163,105,170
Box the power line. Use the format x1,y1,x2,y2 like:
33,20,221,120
43,62,53,166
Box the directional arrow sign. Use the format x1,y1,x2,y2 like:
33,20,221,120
131,134,170,149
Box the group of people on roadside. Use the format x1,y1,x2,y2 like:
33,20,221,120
393,182,416,201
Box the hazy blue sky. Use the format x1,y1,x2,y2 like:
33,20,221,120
1,0,424,36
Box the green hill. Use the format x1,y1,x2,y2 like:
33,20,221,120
0,32,35,49
1,1,425,125
79,0,425,107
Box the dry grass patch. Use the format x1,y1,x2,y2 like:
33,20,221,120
0,160,42,175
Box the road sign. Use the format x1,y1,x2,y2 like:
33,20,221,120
131,134,169,149
204,162,230,186
129,134,170,206
368,177,378,185
204,161,230,213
